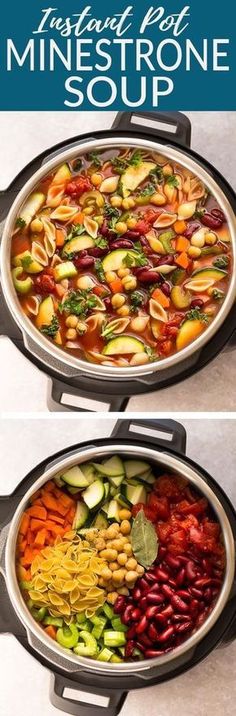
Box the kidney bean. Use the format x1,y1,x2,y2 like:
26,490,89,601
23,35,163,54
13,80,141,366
158,546,167,559
185,560,197,582
158,605,174,620
89,247,107,258
157,255,175,266
211,208,226,223
189,598,199,615
165,554,181,570
161,281,171,296
147,593,164,605
168,579,177,589
177,590,191,601
202,558,213,576
131,608,142,621
172,614,192,623
136,615,148,634
175,568,186,587
145,572,157,584
104,297,112,311
121,605,133,624
138,577,150,593
75,256,95,269
110,239,134,250
161,584,174,600
171,595,189,613
190,298,204,310
126,625,136,639
137,634,152,648
201,213,222,229
194,577,212,588
203,588,213,604
145,649,165,658
213,568,223,577
146,605,161,620
137,269,161,284
184,221,201,239
189,587,203,599
210,578,222,586
125,640,135,658
132,587,142,602
135,641,145,653
196,610,208,628
178,555,189,564
175,621,192,634
212,588,220,598
76,249,87,259
113,596,126,614
158,626,175,643
155,567,170,582
148,622,160,641
139,596,148,610
124,230,141,240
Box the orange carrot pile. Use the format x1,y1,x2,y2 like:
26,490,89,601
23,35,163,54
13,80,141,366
16,481,76,581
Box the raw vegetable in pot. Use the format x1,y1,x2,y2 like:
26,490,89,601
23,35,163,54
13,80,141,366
10,145,233,367
16,454,225,663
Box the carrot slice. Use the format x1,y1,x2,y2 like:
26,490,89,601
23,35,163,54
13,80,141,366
47,513,65,525
56,229,66,247
30,518,45,532
151,287,170,308
44,625,57,640
43,480,55,493
176,236,190,253
41,493,60,513
109,278,124,294
34,528,47,547
175,252,189,269
173,220,187,234
67,211,84,225
19,513,30,536
26,505,47,520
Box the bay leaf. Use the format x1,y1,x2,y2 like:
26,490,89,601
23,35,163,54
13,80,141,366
131,509,158,569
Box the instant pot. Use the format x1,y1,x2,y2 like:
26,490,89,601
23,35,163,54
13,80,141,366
0,418,236,716
0,112,236,412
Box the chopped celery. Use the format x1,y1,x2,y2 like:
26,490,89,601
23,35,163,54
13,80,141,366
74,631,97,657
90,615,107,640
103,630,126,648
57,624,79,649
110,654,123,663
43,616,63,627
77,620,92,632
111,617,128,633
76,613,87,625
31,607,47,622
20,580,33,590
103,603,114,621
97,647,114,662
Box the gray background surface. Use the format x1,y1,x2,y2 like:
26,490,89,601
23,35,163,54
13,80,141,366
0,417,235,716
0,112,235,412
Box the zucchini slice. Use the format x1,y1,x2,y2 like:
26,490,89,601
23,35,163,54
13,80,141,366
119,162,156,198
126,484,147,505
80,463,96,485
92,456,125,478
102,249,139,273
61,465,90,488
82,480,105,510
192,267,227,282
73,502,89,530
103,336,145,356
92,513,108,530
63,234,95,256
36,296,55,330
124,460,151,480
107,499,121,523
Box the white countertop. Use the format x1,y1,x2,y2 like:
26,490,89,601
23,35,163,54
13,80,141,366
0,417,235,716
0,112,235,412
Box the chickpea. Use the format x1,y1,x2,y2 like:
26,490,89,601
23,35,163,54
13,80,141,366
118,535,130,546
150,193,166,206
115,221,127,235
111,293,126,309
136,565,145,575
112,538,125,551
191,234,205,248
98,530,107,539
112,569,126,584
91,173,102,187
109,561,119,572
98,577,106,587
127,218,137,230
130,353,150,366
65,328,77,340
106,525,118,539
120,520,131,535
126,558,138,570
122,275,137,292
117,268,130,278
30,218,43,233
122,198,136,210
110,195,123,208
117,305,130,317
124,543,133,556
76,321,87,335
106,592,119,605
188,246,202,258
117,586,129,596
95,538,106,551
205,231,217,245
77,276,95,290
101,566,113,581
112,522,120,533
100,548,118,561
119,509,132,521
83,207,94,215
117,553,128,566
105,271,117,283
125,571,138,584
65,315,78,328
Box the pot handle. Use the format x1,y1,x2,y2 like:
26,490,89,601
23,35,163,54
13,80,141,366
48,377,129,413
50,674,127,716
111,419,187,454
112,111,191,147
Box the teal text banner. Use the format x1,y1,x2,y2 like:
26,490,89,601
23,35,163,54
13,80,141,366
0,0,235,109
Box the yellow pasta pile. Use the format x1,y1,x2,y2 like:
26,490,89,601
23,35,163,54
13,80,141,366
28,531,106,619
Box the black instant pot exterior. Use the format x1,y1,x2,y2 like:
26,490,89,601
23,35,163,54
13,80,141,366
0,112,236,413
0,419,236,716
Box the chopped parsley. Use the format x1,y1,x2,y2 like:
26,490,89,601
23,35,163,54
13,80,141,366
59,290,98,318
88,151,102,168
66,223,85,242
212,288,225,300
41,315,59,338
144,345,158,361
138,183,156,198
111,150,143,173
111,156,127,174
16,217,26,229
185,309,209,323
94,237,108,249
130,291,145,312
109,216,119,232
104,203,120,219
94,259,106,282
149,165,164,183
21,255,32,270
73,158,82,172
129,150,143,167
193,208,205,220
123,251,148,269
213,255,229,269
166,175,179,188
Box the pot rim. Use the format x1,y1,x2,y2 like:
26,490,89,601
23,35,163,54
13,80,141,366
1,136,236,381
4,443,235,676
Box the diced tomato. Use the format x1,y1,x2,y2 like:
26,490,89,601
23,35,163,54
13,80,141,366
180,514,199,531
147,494,169,520
203,521,221,538
143,209,160,224
34,273,56,295
158,340,173,355
178,497,208,516
131,503,146,518
154,475,183,500
168,528,187,554
132,503,156,522
189,526,205,547
66,175,92,198
156,522,172,543
134,219,151,235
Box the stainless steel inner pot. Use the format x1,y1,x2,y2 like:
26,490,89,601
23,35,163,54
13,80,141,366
1,136,236,381
4,443,235,676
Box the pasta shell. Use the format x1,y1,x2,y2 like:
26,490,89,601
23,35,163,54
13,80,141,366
102,318,130,337
85,313,105,332
188,177,205,202
85,350,109,363
157,264,176,275
151,319,162,339
99,175,119,193
41,217,56,257
178,201,196,220
149,298,168,322
50,206,78,222
185,278,215,292
25,295,40,316
93,296,106,312
153,212,177,228
163,183,177,203
31,241,48,267
83,216,99,239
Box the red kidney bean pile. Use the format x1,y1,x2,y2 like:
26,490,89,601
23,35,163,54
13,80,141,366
114,547,224,660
